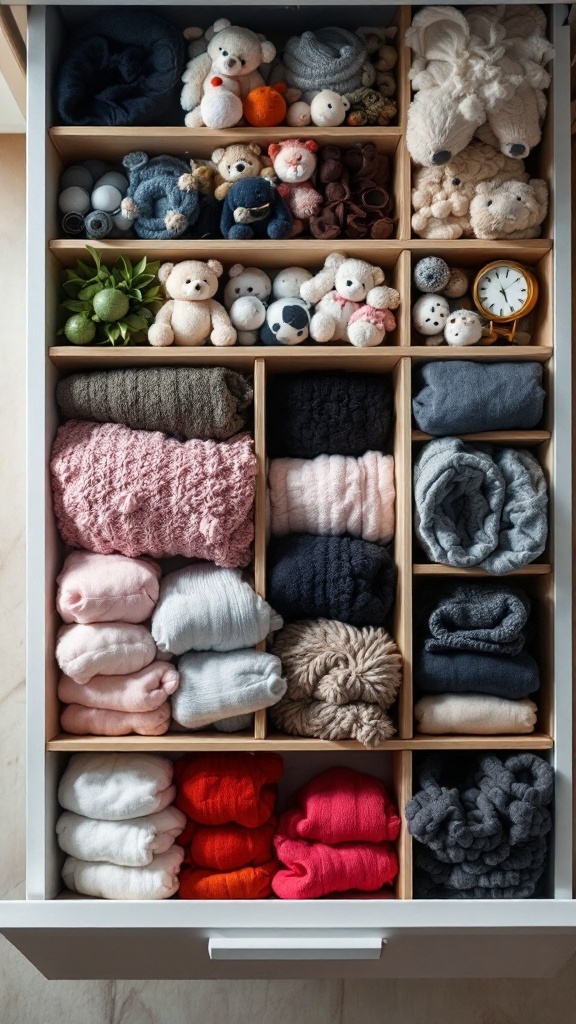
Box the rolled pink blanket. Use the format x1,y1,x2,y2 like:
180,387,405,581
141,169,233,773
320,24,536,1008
58,662,179,712
51,421,257,565
272,831,398,900
61,702,172,736
56,550,161,624
269,452,395,543
56,622,157,684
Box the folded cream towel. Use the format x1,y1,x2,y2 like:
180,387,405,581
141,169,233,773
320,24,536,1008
56,622,157,684
56,550,161,624
58,662,179,712
414,694,538,735
56,807,186,866
269,452,395,543
60,702,172,736
172,649,286,730
58,752,176,820
151,562,282,656
62,847,184,899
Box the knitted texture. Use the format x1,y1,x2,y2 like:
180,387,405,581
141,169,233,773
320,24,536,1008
175,753,283,827
413,439,548,573
269,452,395,543
56,550,161,625
56,368,253,441
179,861,277,900
415,649,540,699
58,753,176,821
266,371,393,458
424,584,530,656
188,820,277,871
282,767,401,845
414,694,538,735
270,618,402,747
50,421,257,565
58,661,179,713
267,534,397,627
56,806,186,867
61,702,172,737
412,361,545,436
56,622,157,685
63,848,184,900
151,562,282,656
283,27,369,96
172,649,286,731
406,754,554,898
272,833,398,899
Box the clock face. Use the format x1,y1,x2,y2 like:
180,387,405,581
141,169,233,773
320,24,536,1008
476,264,530,319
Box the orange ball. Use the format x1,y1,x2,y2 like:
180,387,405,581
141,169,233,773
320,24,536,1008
244,83,287,128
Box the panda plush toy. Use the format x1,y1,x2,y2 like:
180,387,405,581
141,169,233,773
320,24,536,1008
260,296,312,345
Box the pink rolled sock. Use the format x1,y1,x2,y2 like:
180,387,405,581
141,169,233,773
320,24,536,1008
269,452,395,543
58,662,179,713
61,701,172,736
272,832,399,899
56,622,157,684
56,550,161,624
50,421,257,565
281,767,401,845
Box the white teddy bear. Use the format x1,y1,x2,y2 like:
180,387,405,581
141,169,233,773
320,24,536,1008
273,267,313,300
223,264,272,346
300,252,400,348
469,178,549,240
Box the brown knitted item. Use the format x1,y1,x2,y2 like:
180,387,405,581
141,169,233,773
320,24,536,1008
310,143,394,241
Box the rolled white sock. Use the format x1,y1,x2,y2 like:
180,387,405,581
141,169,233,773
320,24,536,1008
56,807,187,867
62,847,184,900
414,693,538,735
58,752,176,820
172,649,286,730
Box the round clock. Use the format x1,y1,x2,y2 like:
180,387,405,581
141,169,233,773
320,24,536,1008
473,261,539,323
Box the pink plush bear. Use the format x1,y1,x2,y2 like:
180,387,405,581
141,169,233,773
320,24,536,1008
268,139,323,237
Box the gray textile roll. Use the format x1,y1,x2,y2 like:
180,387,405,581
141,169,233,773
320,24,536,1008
413,438,548,574
282,27,369,96
425,584,530,656
412,361,545,435
56,367,253,440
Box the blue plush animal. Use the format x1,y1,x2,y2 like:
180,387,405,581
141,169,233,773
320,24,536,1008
220,178,292,240
121,152,202,240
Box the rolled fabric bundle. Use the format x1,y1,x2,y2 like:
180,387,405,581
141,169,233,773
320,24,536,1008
62,848,184,900
266,371,393,458
61,702,172,737
415,648,540,699
151,563,282,656
56,807,187,867
56,367,253,441
189,820,277,872
283,27,369,97
272,832,398,899
58,662,180,713
414,694,538,735
56,622,157,685
50,421,257,565
267,534,397,627
282,767,401,845
270,696,396,746
412,362,545,436
172,649,286,731
269,452,395,543
56,550,161,625
413,439,548,573
424,584,530,656
179,861,277,900
58,752,176,821
174,753,283,827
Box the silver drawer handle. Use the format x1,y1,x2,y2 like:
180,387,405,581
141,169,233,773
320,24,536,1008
208,936,385,961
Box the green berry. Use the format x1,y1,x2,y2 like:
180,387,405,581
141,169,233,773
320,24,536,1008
64,314,96,345
92,288,130,322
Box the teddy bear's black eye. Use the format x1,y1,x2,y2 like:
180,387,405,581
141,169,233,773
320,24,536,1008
516,196,522,201
346,280,353,286
240,58,246,66
203,280,207,284
297,330,304,336
186,279,191,284
328,104,332,109
452,177,461,186
235,287,240,294
487,200,493,207
248,287,253,292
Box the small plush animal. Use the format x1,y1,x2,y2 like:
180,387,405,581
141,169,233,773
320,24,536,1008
120,152,203,240
272,266,313,300
244,83,288,127
300,252,399,348
309,90,350,127
148,260,236,347
223,264,272,345
469,178,549,240
211,142,274,201
412,294,450,337
268,139,322,236
220,177,293,240
260,297,311,345
444,309,483,346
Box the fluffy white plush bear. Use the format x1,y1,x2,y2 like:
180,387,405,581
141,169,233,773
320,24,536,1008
223,264,272,345
273,267,313,300
300,252,400,348
469,178,549,240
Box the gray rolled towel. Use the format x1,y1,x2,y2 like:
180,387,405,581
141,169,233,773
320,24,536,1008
425,584,530,656
413,438,548,574
412,361,545,435
283,27,370,97
56,368,253,440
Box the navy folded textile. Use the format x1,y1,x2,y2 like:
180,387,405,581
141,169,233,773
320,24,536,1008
415,648,540,699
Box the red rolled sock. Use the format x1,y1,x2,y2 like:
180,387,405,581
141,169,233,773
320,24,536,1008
283,767,401,845
272,834,398,900
190,819,277,871
179,860,278,900
175,753,283,826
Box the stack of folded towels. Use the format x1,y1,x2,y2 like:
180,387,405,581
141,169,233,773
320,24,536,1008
273,767,400,899
57,753,186,899
414,583,540,736
175,753,283,899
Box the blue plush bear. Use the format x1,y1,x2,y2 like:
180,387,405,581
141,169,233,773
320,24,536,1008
121,152,202,240
220,178,292,240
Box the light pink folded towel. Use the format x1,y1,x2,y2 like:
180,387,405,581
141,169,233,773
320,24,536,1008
61,702,172,736
50,420,257,566
57,550,161,624
56,622,157,684
269,452,395,543
58,661,179,712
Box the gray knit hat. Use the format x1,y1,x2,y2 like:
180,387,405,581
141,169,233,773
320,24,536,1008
283,27,371,97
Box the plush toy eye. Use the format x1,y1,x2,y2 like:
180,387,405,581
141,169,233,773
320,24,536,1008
273,323,280,332
235,287,240,294
248,287,253,292
452,177,461,186
487,200,493,207
327,103,332,109
186,279,191,284
297,330,304,336
240,58,246,66
346,280,353,286
516,196,522,201
222,50,229,56
203,280,207,284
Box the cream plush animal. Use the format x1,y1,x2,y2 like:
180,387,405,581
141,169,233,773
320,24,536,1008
300,253,400,348
180,19,276,128
223,264,272,345
148,260,236,347
211,142,273,200
469,178,549,240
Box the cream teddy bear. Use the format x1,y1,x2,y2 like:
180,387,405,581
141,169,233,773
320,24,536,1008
223,264,272,345
469,178,549,239
148,260,236,347
211,142,274,201
300,252,400,348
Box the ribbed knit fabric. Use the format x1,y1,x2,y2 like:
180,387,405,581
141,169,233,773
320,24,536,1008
282,767,401,845
61,702,172,736
56,368,253,441
266,371,393,458
56,550,161,625
269,452,395,543
63,849,184,900
58,753,176,821
267,534,397,627
283,27,369,96
414,694,538,735
189,820,277,872
50,421,257,565
415,648,540,699
175,753,283,827
58,662,180,713
56,807,187,867
272,833,398,899
424,584,530,656
56,622,157,685
179,861,277,900
172,649,286,731
151,562,282,656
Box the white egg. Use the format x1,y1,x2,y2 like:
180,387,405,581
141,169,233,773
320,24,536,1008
90,184,123,212
58,186,91,215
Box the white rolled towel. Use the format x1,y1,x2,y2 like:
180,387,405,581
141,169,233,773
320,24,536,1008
269,452,395,543
58,753,176,821
414,694,538,735
56,622,157,684
172,649,286,730
62,847,184,900
56,807,187,867
151,562,282,656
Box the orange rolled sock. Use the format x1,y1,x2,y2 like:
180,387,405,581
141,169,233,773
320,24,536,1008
190,819,277,871
179,860,278,900
175,753,283,827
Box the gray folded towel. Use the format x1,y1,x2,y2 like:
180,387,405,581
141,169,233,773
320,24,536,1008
413,439,548,574
412,361,545,435
283,27,369,97
425,584,530,656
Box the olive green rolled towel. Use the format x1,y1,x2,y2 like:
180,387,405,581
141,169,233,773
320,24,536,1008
56,367,253,440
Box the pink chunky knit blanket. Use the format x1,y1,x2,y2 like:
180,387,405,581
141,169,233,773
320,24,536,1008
51,420,256,566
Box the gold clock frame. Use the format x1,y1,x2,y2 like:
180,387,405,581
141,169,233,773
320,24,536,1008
472,261,539,344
